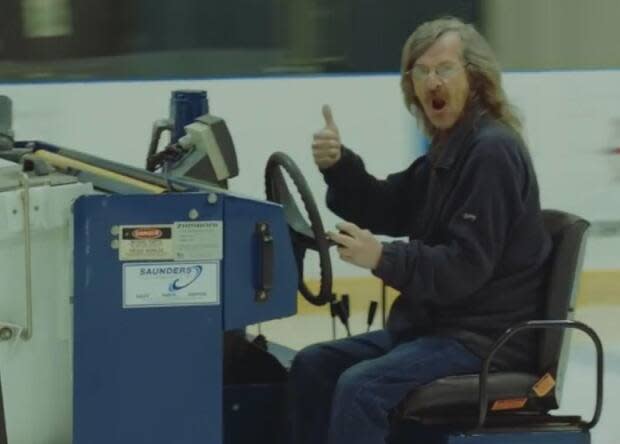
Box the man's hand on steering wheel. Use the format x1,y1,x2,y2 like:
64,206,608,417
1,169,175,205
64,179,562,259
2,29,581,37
328,222,383,270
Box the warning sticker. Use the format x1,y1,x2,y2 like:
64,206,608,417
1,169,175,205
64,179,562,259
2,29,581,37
173,221,223,261
532,373,556,397
491,398,528,411
123,261,219,308
119,225,174,261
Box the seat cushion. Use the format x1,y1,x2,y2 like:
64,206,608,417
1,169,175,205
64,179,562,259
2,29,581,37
399,372,541,417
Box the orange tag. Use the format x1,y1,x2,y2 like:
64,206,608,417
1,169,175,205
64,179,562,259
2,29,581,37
532,373,556,397
491,398,528,411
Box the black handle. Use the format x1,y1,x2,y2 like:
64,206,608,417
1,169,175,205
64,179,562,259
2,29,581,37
331,299,351,337
329,294,339,318
341,294,350,320
255,222,273,302
381,281,387,327
477,320,604,430
146,119,173,171
367,301,378,332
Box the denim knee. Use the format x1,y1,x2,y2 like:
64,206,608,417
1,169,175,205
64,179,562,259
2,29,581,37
289,343,329,383
330,364,388,435
333,363,370,404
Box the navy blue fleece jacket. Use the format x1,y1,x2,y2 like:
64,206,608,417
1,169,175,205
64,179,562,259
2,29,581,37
321,110,551,370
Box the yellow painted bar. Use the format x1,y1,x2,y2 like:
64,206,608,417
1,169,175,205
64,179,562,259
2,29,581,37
34,150,166,194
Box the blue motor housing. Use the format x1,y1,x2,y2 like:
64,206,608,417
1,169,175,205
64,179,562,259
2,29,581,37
72,191,297,444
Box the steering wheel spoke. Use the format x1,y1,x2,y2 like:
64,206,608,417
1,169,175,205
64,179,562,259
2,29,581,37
290,227,319,250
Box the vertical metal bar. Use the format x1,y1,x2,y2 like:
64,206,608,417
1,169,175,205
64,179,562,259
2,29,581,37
19,173,33,340
0,370,7,444
381,281,386,328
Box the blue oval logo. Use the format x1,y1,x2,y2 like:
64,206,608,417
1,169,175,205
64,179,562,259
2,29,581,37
168,265,203,292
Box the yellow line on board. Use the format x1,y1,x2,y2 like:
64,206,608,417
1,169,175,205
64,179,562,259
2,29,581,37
296,270,620,315
579,270,620,306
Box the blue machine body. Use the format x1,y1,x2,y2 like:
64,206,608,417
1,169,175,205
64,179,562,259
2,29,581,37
72,191,297,444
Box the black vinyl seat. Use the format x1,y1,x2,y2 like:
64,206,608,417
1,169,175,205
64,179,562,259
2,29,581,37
395,209,603,430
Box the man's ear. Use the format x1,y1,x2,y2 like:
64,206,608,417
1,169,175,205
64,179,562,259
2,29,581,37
464,63,478,87
466,70,481,102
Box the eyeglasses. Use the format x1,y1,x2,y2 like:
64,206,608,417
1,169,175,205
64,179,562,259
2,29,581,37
407,63,464,82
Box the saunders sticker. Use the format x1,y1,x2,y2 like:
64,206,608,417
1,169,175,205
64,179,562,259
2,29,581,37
123,261,219,308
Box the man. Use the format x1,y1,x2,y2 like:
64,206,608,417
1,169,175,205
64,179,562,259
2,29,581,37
289,17,551,444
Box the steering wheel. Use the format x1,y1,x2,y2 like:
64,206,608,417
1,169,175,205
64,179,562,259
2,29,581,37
265,151,333,306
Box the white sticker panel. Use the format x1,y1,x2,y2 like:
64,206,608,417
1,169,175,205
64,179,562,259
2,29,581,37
173,221,223,260
123,262,219,308
119,225,174,261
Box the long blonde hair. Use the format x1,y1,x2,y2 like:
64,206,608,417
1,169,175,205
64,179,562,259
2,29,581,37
400,17,521,137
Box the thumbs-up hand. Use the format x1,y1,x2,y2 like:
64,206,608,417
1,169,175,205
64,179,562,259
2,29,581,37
312,104,342,170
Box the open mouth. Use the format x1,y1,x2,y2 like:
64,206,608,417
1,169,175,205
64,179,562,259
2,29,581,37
431,98,447,111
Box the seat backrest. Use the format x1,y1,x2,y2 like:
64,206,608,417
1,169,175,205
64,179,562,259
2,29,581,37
537,209,590,405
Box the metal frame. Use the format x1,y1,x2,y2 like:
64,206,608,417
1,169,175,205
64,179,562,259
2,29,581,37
477,320,604,430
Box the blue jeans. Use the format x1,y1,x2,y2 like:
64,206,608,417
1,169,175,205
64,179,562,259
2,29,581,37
288,330,481,444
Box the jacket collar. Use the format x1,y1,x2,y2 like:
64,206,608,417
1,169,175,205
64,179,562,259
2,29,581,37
428,103,484,170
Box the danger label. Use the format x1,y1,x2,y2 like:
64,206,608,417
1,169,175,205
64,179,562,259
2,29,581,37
119,225,174,261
